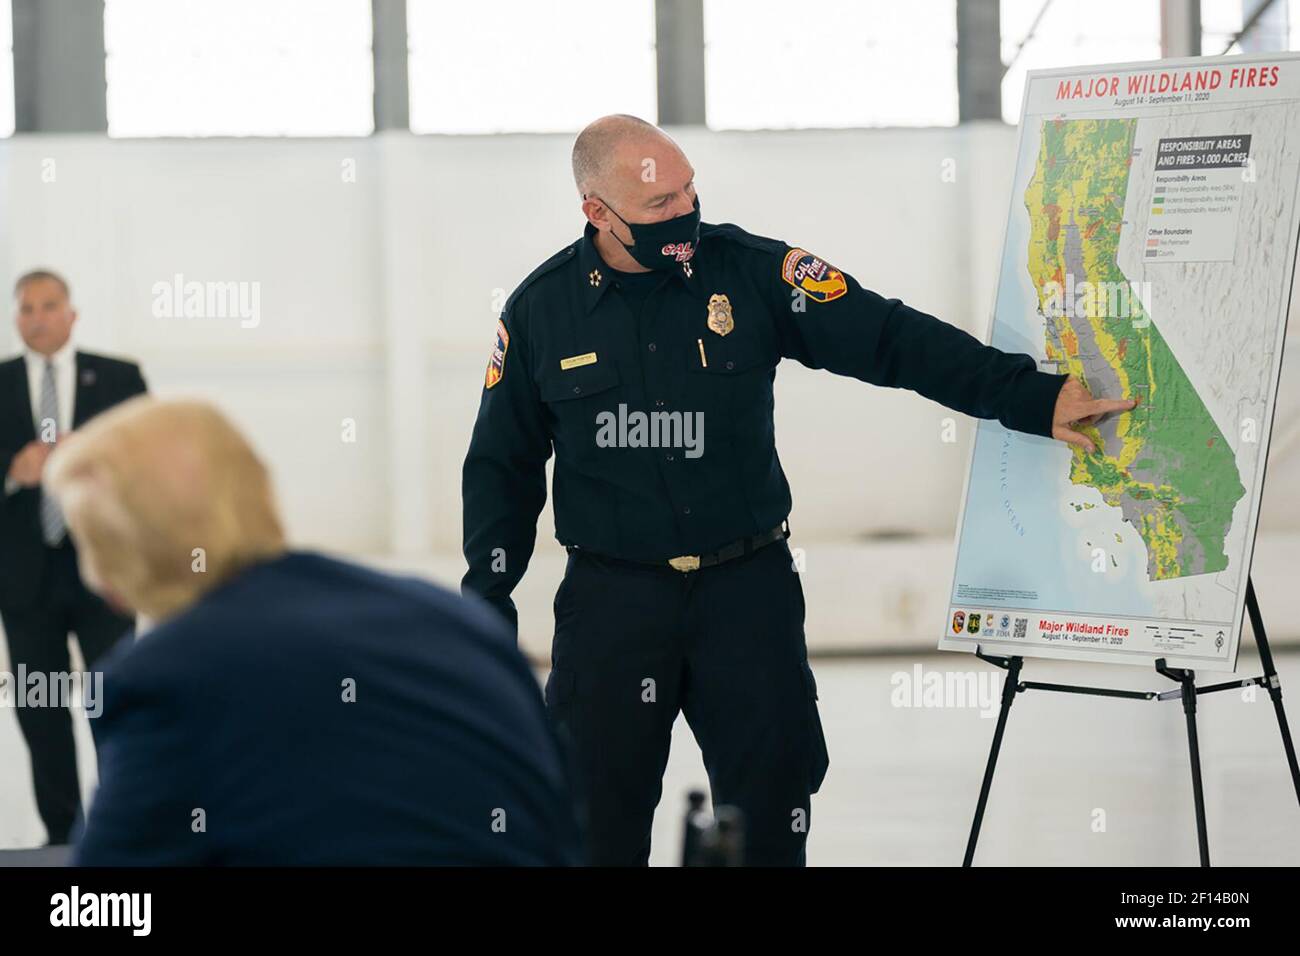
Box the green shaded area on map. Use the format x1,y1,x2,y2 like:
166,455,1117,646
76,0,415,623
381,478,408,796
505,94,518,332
1024,118,1245,580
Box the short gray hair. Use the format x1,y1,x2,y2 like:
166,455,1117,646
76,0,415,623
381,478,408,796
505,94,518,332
14,268,70,300
572,114,661,197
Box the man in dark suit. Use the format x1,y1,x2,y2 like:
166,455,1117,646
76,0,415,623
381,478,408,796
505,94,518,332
45,398,579,865
0,269,147,844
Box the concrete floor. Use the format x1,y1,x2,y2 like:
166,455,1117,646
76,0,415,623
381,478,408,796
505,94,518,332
651,650,1300,866
3,648,1298,865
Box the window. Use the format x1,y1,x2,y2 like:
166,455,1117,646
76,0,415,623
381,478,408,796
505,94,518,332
0,0,12,136
704,0,958,129
104,0,374,137
1202,0,1295,55
1001,0,1161,123
407,0,656,134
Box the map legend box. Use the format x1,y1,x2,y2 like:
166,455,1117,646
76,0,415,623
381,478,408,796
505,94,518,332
1144,135,1251,262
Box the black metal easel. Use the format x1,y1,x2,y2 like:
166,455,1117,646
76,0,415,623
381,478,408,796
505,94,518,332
962,577,1300,867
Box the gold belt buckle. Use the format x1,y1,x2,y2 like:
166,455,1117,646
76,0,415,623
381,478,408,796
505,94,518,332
668,555,700,573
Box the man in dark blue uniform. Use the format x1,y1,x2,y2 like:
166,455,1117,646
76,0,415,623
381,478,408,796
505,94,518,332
462,114,1137,866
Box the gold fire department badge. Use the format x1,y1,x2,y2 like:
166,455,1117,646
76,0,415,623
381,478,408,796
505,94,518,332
707,293,734,337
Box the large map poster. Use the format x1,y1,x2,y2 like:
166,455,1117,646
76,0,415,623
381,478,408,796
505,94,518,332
942,54,1300,672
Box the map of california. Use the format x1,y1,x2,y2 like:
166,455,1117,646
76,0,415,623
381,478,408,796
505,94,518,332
1024,118,1246,580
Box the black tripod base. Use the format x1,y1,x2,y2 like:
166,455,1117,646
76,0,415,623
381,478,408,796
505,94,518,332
961,578,1298,867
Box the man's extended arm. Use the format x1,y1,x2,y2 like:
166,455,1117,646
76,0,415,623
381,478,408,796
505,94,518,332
769,245,1069,438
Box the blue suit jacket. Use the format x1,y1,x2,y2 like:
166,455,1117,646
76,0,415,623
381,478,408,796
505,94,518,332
73,551,580,865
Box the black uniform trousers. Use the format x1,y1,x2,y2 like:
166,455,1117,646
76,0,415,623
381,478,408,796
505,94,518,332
0,542,133,844
545,538,829,866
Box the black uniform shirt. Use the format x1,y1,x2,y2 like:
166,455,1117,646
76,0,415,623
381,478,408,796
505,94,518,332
462,220,1068,631
605,265,663,311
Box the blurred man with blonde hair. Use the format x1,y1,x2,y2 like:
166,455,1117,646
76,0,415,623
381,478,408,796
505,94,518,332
46,398,285,625
48,397,578,865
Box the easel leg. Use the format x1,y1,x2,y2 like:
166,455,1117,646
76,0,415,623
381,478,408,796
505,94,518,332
963,654,1022,867
1157,659,1211,867
1246,578,1300,806
1183,677,1211,867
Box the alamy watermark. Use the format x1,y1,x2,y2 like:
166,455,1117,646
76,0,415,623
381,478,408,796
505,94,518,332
1041,274,1153,325
0,667,103,718
151,273,261,328
596,404,704,459
890,663,1002,718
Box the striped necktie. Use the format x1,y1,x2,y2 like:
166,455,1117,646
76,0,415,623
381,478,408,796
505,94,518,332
38,359,66,545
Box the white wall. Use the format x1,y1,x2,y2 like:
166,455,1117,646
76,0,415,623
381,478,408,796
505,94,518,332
3,125,1297,563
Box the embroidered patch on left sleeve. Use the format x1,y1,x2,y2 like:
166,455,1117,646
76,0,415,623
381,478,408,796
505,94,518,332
485,318,509,389
781,248,848,303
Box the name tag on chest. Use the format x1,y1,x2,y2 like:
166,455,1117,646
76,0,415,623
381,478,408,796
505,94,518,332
560,352,598,370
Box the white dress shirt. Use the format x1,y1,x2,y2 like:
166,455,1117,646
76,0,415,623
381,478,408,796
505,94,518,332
25,340,77,435
4,341,76,496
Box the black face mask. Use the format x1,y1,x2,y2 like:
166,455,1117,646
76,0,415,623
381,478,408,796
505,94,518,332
595,195,701,271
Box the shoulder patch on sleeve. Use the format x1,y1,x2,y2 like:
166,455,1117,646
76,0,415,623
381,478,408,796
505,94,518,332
485,318,509,389
781,248,848,303
487,242,576,389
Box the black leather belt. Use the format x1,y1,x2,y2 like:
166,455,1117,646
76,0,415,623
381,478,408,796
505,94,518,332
567,521,790,574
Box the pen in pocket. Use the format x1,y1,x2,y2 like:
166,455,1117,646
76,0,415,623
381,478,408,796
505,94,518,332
697,338,708,368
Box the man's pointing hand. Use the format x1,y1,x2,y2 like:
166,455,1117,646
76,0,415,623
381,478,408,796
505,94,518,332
1051,375,1140,454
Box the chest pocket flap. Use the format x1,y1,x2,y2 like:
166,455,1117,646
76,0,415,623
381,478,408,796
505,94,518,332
539,361,621,403
689,333,772,375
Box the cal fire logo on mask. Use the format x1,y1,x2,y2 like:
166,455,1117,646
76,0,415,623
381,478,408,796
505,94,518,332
781,248,847,303
661,241,695,263
485,319,509,389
